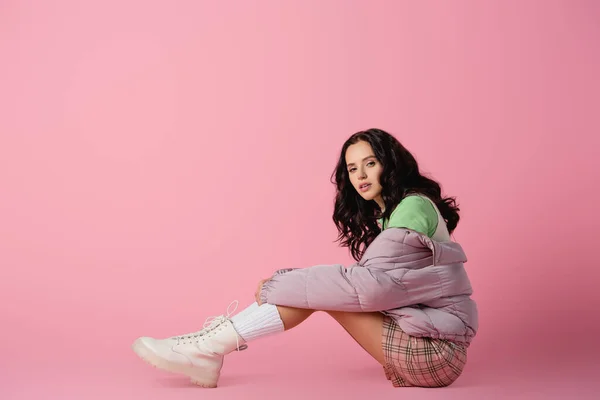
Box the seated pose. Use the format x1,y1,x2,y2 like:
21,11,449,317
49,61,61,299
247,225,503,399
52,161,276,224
132,128,479,388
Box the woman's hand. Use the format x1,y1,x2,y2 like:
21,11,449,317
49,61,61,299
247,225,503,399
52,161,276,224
255,278,270,305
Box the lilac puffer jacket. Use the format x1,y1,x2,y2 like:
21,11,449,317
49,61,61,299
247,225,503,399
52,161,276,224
260,227,478,344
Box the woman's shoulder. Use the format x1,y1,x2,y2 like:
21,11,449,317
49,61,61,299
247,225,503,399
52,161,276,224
385,194,438,236
390,194,434,215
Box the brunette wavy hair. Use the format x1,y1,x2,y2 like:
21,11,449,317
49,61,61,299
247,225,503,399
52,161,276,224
331,128,460,261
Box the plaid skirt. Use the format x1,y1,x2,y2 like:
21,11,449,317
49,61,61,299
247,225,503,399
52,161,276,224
381,316,468,388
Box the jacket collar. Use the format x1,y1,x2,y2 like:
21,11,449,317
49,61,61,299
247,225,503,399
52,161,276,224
373,228,468,266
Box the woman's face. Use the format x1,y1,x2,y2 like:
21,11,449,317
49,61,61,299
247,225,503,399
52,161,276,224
345,140,384,209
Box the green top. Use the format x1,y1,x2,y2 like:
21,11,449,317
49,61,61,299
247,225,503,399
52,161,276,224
378,195,439,237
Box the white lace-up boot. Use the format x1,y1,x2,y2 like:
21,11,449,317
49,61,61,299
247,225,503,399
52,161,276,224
132,302,247,388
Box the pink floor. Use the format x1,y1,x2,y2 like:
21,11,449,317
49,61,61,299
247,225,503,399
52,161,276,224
2,357,598,399
2,328,597,400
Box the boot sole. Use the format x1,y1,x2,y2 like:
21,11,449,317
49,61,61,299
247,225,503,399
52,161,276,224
131,338,219,388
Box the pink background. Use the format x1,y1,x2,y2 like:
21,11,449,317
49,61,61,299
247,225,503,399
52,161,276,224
1,1,599,399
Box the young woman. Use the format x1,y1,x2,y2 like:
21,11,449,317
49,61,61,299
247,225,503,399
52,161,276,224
132,128,479,388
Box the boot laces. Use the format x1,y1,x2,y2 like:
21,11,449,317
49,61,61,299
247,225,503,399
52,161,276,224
173,300,247,350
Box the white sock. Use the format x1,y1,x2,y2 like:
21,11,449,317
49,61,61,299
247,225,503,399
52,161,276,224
230,302,259,322
231,302,285,341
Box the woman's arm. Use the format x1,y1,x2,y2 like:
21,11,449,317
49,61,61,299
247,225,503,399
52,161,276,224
259,263,444,312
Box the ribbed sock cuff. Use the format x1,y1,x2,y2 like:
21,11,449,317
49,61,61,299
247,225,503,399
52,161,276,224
231,302,259,324
231,303,285,341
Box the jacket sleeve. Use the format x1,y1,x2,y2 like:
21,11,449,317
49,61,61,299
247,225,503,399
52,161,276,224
259,263,443,312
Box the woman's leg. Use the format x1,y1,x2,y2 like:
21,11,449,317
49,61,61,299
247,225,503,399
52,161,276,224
275,306,315,330
133,303,386,387
325,310,386,365
275,306,386,365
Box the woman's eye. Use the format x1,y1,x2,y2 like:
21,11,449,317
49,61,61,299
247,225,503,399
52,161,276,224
348,168,356,173
367,161,376,167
